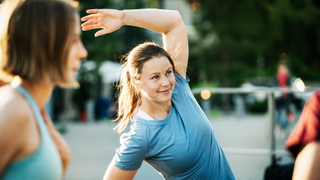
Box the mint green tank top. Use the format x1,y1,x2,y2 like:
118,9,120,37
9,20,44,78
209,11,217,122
1,86,62,180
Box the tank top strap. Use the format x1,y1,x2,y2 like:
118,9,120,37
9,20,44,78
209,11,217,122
2,86,63,180
16,86,48,136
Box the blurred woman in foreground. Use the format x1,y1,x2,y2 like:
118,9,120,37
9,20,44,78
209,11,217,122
0,0,87,179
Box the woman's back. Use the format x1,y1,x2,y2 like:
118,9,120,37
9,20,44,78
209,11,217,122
0,85,62,180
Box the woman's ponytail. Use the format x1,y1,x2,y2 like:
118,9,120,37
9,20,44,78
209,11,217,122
113,64,141,133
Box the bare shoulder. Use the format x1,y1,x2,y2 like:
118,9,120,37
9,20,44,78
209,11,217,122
0,85,33,132
0,85,35,172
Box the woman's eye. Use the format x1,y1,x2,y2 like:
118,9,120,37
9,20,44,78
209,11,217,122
166,71,172,75
152,75,159,80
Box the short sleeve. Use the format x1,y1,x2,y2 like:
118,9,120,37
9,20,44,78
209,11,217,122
113,124,148,171
173,72,190,93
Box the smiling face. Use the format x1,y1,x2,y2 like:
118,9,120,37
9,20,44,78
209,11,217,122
135,56,175,104
67,14,88,77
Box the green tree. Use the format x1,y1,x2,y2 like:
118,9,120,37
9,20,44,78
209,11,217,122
186,0,320,87
74,0,161,105
79,0,121,63
79,0,160,64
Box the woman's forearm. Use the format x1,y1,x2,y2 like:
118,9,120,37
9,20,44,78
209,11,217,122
122,9,182,34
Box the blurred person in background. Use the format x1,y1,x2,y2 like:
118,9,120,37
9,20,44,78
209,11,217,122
275,61,294,130
0,0,87,179
82,8,235,180
285,90,320,180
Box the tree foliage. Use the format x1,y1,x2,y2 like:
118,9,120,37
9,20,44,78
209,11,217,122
186,0,320,87
78,0,159,64
74,0,161,101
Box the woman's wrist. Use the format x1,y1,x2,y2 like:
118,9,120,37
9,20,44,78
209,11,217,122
121,10,129,26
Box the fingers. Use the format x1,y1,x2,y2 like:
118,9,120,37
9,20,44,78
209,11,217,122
95,29,109,37
86,9,103,14
82,24,100,31
81,14,99,22
81,19,98,27
80,9,112,36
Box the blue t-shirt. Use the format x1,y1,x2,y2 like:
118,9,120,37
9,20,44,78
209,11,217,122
113,73,235,180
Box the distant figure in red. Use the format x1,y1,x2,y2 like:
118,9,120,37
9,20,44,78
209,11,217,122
275,62,294,129
277,63,290,97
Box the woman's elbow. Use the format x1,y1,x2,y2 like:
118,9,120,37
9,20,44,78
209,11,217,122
171,10,183,25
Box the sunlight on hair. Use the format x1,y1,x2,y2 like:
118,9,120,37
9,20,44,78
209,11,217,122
0,14,4,35
70,0,79,8
201,90,211,100
294,78,305,92
0,0,20,32
0,4,6,34
11,76,21,88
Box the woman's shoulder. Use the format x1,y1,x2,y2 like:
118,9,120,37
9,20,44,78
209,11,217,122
173,72,190,91
0,85,36,159
129,121,149,138
0,85,34,129
120,121,149,147
175,72,189,83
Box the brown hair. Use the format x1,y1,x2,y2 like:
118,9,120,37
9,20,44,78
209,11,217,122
114,42,175,133
0,0,79,87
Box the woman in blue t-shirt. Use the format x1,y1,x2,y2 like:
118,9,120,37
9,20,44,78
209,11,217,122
82,8,235,180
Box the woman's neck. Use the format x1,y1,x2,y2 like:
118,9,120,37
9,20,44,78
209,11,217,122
139,96,171,120
21,81,54,109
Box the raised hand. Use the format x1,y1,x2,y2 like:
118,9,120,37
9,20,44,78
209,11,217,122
81,9,124,37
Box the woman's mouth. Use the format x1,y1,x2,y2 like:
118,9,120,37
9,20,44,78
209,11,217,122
72,68,78,74
158,89,171,94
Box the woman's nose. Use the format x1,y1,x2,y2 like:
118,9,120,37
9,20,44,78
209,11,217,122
161,76,170,86
79,41,88,60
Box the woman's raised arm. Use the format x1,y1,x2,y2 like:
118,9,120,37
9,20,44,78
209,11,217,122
81,9,188,78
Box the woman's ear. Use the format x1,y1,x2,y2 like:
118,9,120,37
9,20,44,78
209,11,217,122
131,77,141,90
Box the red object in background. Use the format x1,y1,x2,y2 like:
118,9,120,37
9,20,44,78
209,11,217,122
277,71,289,88
285,91,320,157
287,112,294,122
277,69,289,97
79,111,88,122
